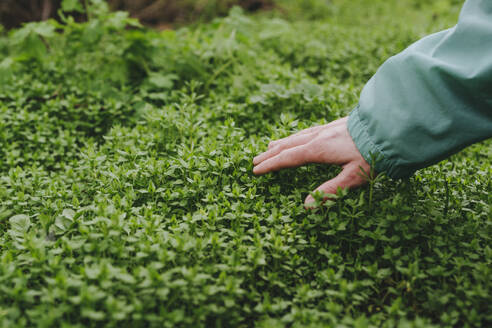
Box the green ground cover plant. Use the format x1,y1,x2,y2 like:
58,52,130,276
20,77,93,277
0,0,490,326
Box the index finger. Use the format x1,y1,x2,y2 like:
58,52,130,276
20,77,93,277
253,143,314,175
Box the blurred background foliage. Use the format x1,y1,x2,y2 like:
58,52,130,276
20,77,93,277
0,0,334,29
0,0,462,30
1,0,272,30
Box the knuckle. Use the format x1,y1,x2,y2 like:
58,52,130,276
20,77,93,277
304,145,317,161
280,148,293,159
347,166,366,184
281,148,298,163
319,130,336,141
305,140,322,158
348,169,361,181
271,144,283,155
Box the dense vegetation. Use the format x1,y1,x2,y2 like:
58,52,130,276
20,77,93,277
0,0,490,326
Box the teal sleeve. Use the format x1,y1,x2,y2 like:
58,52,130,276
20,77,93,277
347,0,492,179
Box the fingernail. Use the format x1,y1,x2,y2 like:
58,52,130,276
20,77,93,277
304,195,314,206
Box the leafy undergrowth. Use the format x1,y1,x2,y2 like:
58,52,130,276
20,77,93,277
0,0,490,327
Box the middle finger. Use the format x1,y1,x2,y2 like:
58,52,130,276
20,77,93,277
268,117,346,149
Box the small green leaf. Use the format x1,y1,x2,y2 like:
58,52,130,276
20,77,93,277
148,73,177,89
61,0,85,13
9,214,31,234
81,308,106,320
32,22,55,38
0,57,14,70
117,272,136,284
62,208,76,221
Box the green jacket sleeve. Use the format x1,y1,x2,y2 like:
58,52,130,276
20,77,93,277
348,0,492,179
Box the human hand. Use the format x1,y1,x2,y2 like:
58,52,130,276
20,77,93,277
253,117,372,207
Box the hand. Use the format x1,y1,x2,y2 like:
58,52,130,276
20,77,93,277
252,117,371,206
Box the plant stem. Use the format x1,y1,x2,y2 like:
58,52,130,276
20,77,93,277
84,0,92,21
369,180,374,211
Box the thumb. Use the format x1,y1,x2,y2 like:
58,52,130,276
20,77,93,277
304,164,366,207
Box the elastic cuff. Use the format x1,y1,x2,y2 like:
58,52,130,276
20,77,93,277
347,105,407,179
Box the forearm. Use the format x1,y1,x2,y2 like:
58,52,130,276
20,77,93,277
348,0,492,178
